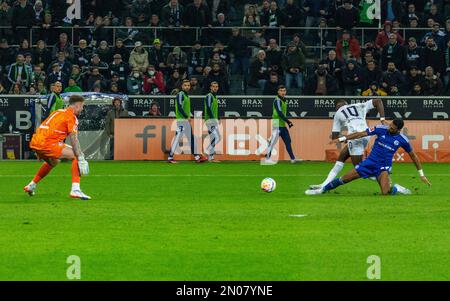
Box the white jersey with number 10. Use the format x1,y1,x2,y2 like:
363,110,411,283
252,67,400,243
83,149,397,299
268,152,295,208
332,100,375,134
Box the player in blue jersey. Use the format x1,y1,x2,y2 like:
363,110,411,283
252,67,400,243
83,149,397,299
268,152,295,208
305,119,431,195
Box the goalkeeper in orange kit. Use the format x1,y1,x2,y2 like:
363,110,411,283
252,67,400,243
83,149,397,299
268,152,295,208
23,95,91,200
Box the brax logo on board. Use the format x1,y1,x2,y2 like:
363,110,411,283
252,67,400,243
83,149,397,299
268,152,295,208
387,99,408,108
133,99,155,107
423,99,444,108
241,99,263,108
0,98,9,107
314,99,335,108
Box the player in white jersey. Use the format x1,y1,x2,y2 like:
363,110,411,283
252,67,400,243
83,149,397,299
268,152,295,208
309,98,386,190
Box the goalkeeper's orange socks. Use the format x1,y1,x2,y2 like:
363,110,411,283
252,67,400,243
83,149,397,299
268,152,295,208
32,162,53,184
72,158,80,184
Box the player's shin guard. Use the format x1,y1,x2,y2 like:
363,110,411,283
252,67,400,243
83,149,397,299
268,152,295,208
322,178,345,192
32,162,53,184
320,161,345,187
72,158,81,184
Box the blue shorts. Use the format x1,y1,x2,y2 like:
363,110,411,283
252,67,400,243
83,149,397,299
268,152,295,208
355,159,392,179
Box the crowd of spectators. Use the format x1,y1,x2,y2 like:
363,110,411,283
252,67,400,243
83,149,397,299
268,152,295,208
0,0,450,96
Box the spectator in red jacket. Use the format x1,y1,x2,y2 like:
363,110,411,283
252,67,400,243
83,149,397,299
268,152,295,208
143,65,166,95
335,30,361,61
375,21,404,49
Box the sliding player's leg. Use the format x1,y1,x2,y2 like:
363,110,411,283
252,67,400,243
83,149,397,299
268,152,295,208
305,167,361,195
310,145,350,190
377,171,393,195
376,168,412,195
60,145,91,200
279,127,296,162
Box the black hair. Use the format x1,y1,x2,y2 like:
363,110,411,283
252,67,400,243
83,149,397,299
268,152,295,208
277,85,286,90
393,119,404,130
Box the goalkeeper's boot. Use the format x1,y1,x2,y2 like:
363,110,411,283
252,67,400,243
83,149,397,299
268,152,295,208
70,190,91,200
393,184,411,195
261,158,277,165
304,188,324,195
23,182,36,196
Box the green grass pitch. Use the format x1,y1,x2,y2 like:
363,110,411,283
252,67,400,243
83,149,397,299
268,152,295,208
0,161,449,280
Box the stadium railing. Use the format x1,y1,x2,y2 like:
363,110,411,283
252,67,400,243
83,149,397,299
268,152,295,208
0,26,440,60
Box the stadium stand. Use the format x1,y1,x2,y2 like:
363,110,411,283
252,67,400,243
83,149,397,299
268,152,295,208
0,0,450,96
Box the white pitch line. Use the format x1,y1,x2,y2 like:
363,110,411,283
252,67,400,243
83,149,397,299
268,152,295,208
289,214,308,218
0,174,449,178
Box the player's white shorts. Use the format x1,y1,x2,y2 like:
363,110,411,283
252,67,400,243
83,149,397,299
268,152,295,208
348,136,370,156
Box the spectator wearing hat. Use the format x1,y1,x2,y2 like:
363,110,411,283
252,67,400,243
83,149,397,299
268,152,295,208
149,39,169,72
105,97,129,159
111,38,130,63
129,41,149,72
375,21,404,49
282,42,305,91
421,22,447,51
187,40,208,76
361,81,388,96
127,68,144,95
46,62,68,89
336,30,361,61
335,0,359,32
143,65,166,95
167,46,188,74
381,33,406,71
110,54,130,82
405,37,423,71
95,40,113,64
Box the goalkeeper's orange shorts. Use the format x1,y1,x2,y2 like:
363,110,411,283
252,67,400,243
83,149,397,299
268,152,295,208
31,142,65,160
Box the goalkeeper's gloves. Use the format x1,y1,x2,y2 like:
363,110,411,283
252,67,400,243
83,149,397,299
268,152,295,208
78,154,90,176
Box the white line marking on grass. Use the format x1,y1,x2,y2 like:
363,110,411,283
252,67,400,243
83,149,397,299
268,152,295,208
289,214,308,218
1,174,449,177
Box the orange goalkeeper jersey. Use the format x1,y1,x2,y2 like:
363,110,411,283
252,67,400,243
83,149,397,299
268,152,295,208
30,107,78,151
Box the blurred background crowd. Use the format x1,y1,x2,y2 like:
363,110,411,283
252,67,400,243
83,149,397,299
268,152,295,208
1,0,450,96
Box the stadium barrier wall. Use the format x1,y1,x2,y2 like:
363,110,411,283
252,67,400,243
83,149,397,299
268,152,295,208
114,118,450,162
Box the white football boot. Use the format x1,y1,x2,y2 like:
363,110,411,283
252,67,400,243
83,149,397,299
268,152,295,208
305,188,324,195
23,182,36,196
70,190,92,200
394,184,412,195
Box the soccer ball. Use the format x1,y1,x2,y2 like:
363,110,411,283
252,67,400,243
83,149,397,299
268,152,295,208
261,178,276,193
